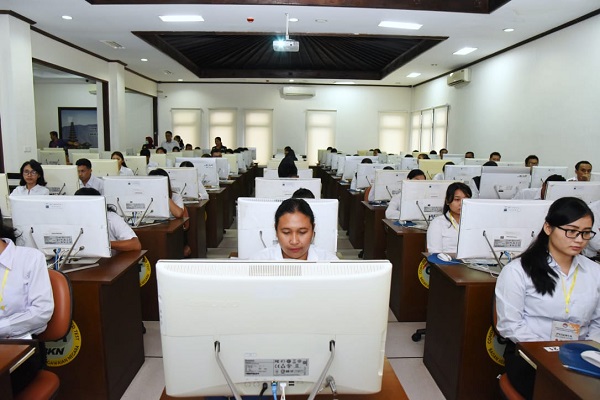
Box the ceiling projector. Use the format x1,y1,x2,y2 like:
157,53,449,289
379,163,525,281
273,39,299,52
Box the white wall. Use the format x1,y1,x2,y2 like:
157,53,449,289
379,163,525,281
124,91,153,153
413,13,600,171
157,84,411,158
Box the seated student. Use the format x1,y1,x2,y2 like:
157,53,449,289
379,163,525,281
469,160,498,198
495,197,600,399
140,148,158,169
292,188,315,199
429,150,438,155
512,174,566,200
465,151,475,159
284,146,298,160
0,210,54,395
156,147,167,155
278,152,299,178
111,151,135,176
76,158,104,194
426,182,472,253
148,168,185,218
185,144,193,151
74,188,142,251
11,160,50,196
432,161,455,180
48,130,67,149
439,148,448,159
210,148,222,158
417,153,430,160
385,169,426,220
350,158,373,190
568,160,592,181
525,154,539,169
179,161,209,200
489,152,501,162
372,148,381,156
252,198,338,260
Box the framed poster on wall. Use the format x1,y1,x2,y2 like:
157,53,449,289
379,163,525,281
58,107,98,148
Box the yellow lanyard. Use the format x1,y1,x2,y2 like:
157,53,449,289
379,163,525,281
449,213,459,231
0,268,9,310
560,265,579,314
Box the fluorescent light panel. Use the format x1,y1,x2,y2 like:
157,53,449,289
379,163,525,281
334,81,355,85
407,72,421,78
378,21,422,30
454,47,477,55
159,15,204,22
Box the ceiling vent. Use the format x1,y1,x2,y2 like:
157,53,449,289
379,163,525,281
281,86,315,98
447,68,471,87
100,40,125,49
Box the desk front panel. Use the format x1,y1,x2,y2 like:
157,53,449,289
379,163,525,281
206,188,226,247
362,202,387,260
338,184,352,231
0,344,33,400
186,200,208,258
348,191,365,249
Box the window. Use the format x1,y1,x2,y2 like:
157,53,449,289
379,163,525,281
244,109,273,165
378,112,409,153
306,110,336,165
209,109,237,150
171,109,202,149
410,106,449,153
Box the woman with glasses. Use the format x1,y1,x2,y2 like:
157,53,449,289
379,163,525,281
10,160,50,196
495,197,600,399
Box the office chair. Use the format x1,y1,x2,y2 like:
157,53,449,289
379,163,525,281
15,269,73,400
492,298,524,400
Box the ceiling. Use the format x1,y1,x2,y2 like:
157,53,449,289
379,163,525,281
3,0,600,86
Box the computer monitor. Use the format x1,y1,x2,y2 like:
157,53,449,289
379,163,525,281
330,153,340,170
152,167,199,201
157,259,391,398
67,148,89,163
264,169,313,179
0,174,10,217
385,154,404,165
175,157,220,189
478,166,531,199
357,149,371,156
123,155,147,176
247,147,257,161
399,180,455,222
89,159,119,177
223,154,239,175
10,195,111,259
181,150,195,158
149,153,167,168
443,165,482,184
236,153,247,173
166,153,179,167
243,150,253,168
372,170,410,202
464,158,489,166
342,156,378,181
399,157,419,171
236,198,338,259
442,154,465,165
356,163,392,189
38,149,67,165
377,153,388,164
215,158,230,180
325,153,334,167
544,181,600,204
530,166,569,188
255,178,321,199
418,159,450,180
496,161,525,167
456,199,552,261
103,176,171,221
43,165,79,195
317,149,327,165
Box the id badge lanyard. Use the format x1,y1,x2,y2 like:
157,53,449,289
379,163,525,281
449,214,459,231
560,265,579,314
0,268,9,311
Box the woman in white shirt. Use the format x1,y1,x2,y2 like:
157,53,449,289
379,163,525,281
426,182,472,253
252,198,338,260
111,151,134,176
385,169,426,220
10,160,50,196
495,197,600,399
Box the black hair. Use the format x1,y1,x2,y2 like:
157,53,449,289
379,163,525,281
156,147,167,154
442,182,472,221
210,148,222,156
407,169,425,180
429,150,437,155
179,161,194,167
278,159,298,177
489,151,501,159
544,174,566,183
74,187,117,213
383,166,394,170
439,148,448,153
575,160,592,171
148,168,173,197
442,161,455,172
165,131,173,136
361,158,373,164
215,136,222,142
274,198,315,230
172,147,180,152
520,197,594,296
19,159,47,187
111,151,128,168
0,209,17,243
483,161,498,167
404,154,414,158
292,188,315,199
465,151,474,157
418,154,430,159
49,131,59,138
525,155,539,165
75,158,92,169
285,149,298,161
140,148,150,157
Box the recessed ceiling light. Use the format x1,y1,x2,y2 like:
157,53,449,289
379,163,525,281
315,19,328,23
334,81,355,85
453,47,477,55
289,18,299,22
62,15,72,20
378,21,422,30
159,15,204,22
503,28,515,32
289,79,295,82
407,72,421,78
141,58,148,62
177,79,183,82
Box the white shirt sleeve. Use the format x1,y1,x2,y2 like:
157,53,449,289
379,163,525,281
107,212,137,241
385,193,401,220
426,216,445,253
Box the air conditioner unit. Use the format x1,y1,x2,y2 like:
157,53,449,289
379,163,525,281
447,68,471,87
281,86,316,98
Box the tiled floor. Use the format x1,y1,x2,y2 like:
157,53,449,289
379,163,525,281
121,224,445,399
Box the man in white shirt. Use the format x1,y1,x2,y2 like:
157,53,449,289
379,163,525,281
160,131,178,153
76,158,104,194
567,160,592,181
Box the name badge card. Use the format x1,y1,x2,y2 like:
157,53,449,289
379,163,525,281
550,321,580,341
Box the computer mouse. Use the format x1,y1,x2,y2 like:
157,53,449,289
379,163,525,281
438,253,452,262
581,350,600,368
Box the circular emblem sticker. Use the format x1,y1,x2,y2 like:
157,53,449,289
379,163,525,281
46,320,82,367
485,326,506,366
139,256,152,287
417,258,430,289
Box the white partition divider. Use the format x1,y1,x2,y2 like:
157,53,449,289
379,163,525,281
263,169,313,179
255,178,321,199
0,174,10,217
237,197,338,259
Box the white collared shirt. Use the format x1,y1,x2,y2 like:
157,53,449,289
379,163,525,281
0,239,54,338
106,212,136,241
426,213,459,253
119,166,135,176
79,174,104,195
385,192,402,220
251,244,338,261
10,185,50,196
512,187,542,200
160,141,178,153
495,254,600,343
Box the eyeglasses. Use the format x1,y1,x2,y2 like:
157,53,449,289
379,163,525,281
555,226,596,240
23,170,38,176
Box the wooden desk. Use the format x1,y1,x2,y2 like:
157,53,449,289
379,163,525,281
383,220,428,321
160,358,408,400
424,263,502,400
348,191,365,249
218,181,235,229
362,202,387,259
134,219,186,320
206,188,226,248
338,184,352,231
0,343,35,400
518,341,600,400
186,200,208,258
53,251,146,400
